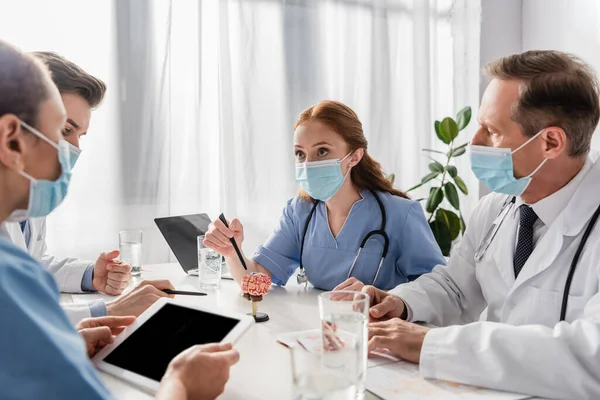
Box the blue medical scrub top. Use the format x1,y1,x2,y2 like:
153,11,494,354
252,190,445,290
0,238,112,400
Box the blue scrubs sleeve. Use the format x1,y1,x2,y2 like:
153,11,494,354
0,243,112,399
396,202,446,280
252,199,301,286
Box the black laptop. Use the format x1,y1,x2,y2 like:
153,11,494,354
154,214,231,278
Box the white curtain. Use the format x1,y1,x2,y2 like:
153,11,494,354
0,0,481,265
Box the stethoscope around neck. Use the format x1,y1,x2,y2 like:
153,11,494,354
475,195,600,321
296,189,390,287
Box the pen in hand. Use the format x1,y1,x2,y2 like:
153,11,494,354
218,213,248,270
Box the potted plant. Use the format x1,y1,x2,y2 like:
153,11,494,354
391,107,472,256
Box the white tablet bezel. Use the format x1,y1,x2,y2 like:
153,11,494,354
93,297,254,393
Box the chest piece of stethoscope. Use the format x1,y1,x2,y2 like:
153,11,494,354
297,269,308,288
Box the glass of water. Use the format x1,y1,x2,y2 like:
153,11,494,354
119,230,143,276
318,291,369,400
197,235,222,289
290,345,356,400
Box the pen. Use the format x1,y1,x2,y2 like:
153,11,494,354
218,213,248,270
162,289,207,296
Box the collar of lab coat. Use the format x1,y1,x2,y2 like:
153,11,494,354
562,150,600,236
514,152,596,233
492,150,600,291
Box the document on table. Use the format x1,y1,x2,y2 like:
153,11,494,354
275,329,400,368
276,330,531,400
366,361,532,400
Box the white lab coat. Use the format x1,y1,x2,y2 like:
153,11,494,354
0,218,97,323
392,151,600,400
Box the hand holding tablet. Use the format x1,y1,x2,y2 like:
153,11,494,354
93,298,253,393
158,343,240,400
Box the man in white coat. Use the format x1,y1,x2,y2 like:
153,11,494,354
363,50,600,399
0,52,174,324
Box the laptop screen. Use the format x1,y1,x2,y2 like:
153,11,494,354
154,214,212,272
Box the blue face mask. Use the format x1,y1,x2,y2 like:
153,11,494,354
470,130,548,196
295,153,352,201
16,121,73,218
67,142,81,169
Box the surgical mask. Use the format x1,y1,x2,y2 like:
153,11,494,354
67,142,81,169
470,130,548,196
14,121,73,218
295,153,352,201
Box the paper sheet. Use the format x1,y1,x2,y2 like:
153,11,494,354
275,329,400,368
366,361,530,400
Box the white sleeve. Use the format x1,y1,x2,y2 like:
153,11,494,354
41,254,94,293
60,303,92,325
32,218,94,293
389,197,499,326
420,294,600,399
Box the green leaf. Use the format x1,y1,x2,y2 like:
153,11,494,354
453,175,468,195
421,171,440,185
387,173,395,184
440,117,459,143
452,142,469,152
428,161,444,173
444,182,460,210
456,106,472,131
434,120,449,144
423,148,447,156
449,147,466,158
429,219,452,256
436,208,461,240
446,165,457,178
460,212,467,235
426,187,444,213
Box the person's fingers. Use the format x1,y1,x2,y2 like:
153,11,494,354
347,282,364,292
212,219,234,238
369,296,397,319
83,326,114,344
368,326,391,339
368,336,392,353
207,228,232,248
89,315,137,328
229,219,243,234
199,342,234,353
215,348,240,366
107,263,132,274
107,276,130,289
103,283,122,296
362,286,378,306
333,277,355,291
140,284,171,300
203,234,230,250
99,250,120,261
110,326,127,335
141,279,175,291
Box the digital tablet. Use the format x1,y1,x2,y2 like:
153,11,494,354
93,298,253,393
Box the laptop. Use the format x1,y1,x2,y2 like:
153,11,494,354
154,213,232,279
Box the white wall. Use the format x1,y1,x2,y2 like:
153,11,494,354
477,0,523,197
522,0,600,150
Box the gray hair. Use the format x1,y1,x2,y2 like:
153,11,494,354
0,41,52,128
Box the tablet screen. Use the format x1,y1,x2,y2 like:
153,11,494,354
103,303,240,381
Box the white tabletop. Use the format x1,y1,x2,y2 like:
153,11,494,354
61,263,382,400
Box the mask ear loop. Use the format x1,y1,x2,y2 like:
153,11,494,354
20,121,60,150
527,158,548,178
512,129,548,178
512,129,545,154
340,151,355,179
